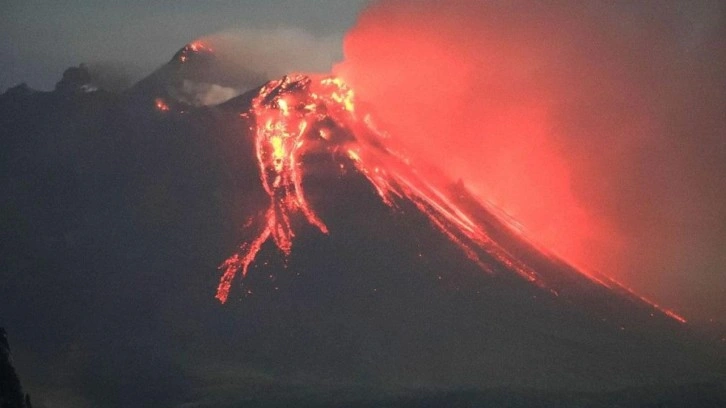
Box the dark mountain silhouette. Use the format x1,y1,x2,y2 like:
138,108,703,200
1,328,32,408
0,45,724,407
127,41,261,108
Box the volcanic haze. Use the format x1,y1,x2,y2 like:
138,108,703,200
2,2,726,407
334,0,726,323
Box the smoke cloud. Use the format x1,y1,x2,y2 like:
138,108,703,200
85,62,145,92
204,27,343,90
163,27,343,105
335,0,726,321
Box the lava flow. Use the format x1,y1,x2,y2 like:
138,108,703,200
216,74,541,303
213,74,686,325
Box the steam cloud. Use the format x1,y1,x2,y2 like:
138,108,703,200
335,0,726,321
205,27,342,90
167,27,343,105
85,62,145,92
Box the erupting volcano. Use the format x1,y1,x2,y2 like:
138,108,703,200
6,0,726,403
214,74,686,326
215,74,540,303
3,29,724,405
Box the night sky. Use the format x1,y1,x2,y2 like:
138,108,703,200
0,0,368,91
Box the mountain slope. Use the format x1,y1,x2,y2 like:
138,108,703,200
127,41,259,108
194,74,721,391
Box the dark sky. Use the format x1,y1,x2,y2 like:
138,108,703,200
0,0,369,91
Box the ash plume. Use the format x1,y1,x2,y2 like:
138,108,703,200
203,27,342,91
140,27,343,106
334,0,726,322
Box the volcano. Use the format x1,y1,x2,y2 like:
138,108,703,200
205,72,717,386
128,40,258,108
1,42,724,407
213,73,688,323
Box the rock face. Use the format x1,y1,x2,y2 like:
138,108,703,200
0,328,30,408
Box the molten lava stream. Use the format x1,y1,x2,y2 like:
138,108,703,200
217,74,539,303
213,74,687,325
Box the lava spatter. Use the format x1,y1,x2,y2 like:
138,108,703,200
177,40,213,63
216,75,329,303
214,75,686,324
216,74,540,303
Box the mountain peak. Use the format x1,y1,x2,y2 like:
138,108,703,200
171,40,216,65
128,39,261,107
54,64,95,94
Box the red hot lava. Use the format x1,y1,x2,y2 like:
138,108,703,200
178,40,213,63
213,74,686,325
155,98,170,112
216,74,542,303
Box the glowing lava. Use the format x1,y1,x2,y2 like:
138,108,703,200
178,40,213,63
217,74,538,303
155,98,170,112
214,74,686,324
217,76,325,302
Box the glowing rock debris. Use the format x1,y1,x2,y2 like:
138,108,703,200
213,74,686,324
178,40,213,63
155,98,170,112
214,74,531,303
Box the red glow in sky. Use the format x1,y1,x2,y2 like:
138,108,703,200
333,3,596,272
332,1,726,322
216,72,685,323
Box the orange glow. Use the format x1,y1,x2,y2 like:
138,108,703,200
214,74,687,324
218,75,547,302
216,75,331,303
188,40,212,53
602,275,688,324
178,40,214,63
333,3,594,282
155,98,170,112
